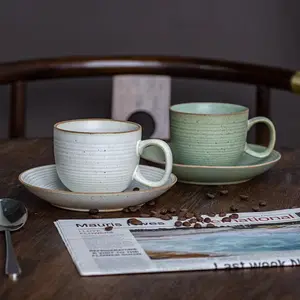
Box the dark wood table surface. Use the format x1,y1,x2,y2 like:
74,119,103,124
1,138,300,300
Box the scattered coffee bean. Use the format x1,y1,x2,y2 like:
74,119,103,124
204,217,211,223
168,207,177,214
160,214,172,220
194,223,202,228
174,221,182,227
252,206,260,212
221,217,231,223
147,200,156,206
218,212,226,217
220,190,229,196
140,213,150,218
185,212,194,219
189,218,197,224
230,205,238,212
183,221,191,227
91,215,101,219
150,210,159,217
180,208,188,212
89,208,99,215
178,216,187,221
230,213,239,219
133,187,140,191
259,201,267,207
123,208,130,213
128,206,139,212
160,208,168,215
206,223,216,228
128,218,143,225
105,226,113,231
240,194,249,201
206,193,215,199
196,216,204,222
208,212,216,217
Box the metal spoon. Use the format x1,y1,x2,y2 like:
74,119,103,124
0,198,28,281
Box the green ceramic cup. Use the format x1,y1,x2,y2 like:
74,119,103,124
170,102,276,166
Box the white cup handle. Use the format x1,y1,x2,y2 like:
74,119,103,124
133,139,173,187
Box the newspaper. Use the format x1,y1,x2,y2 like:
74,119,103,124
54,208,300,276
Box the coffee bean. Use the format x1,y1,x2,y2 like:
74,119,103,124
196,216,204,222
147,200,156,206
133,187,140,191
259,201,267,207
183,221,191,227
204,217,211,223
230,205,238,212
218,212,226,217
128,218,143,225
230,213,239,219
189,218,197,224
221,217,231,222
206,193,215,199
122,208,130,213
91,215,101,219
105,226,113,231
150,210,159,217
206,223,216,228
168,207,177,214
140,213,150,218
252,206,260,212
194,223,202,228
128,206,139,212
178,216,187,221
208,212,216,217
160,214,172,220
174,221,182,227
160,208,168,215
180,208,188,212
185,212,194,219
220,190,229,196
240,194,249,201
89,209,99,215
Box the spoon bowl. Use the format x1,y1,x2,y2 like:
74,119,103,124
0,198,28,281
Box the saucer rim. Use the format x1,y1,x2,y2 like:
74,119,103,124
18,164,177,196
141,143,281,169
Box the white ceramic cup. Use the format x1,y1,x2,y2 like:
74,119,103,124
53,119,173,193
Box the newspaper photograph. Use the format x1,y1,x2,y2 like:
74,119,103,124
54,208,300,276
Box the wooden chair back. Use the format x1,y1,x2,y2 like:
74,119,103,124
0,55,299,144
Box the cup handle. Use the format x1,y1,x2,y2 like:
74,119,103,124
133,139,173,187
244,116,276,158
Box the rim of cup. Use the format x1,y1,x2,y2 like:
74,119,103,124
54,118,141,135
170,102,249,116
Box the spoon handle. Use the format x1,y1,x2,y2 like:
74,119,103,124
5,230,21,281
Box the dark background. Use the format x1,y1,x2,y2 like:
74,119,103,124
0,0,299,148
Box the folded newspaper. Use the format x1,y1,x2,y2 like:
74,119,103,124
54,208,300,276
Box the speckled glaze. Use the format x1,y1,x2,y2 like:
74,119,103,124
54,119,173,193
18,164,177,212
170,103,276,166
141,143,281,185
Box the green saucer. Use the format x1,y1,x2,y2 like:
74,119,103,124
141,143,281,185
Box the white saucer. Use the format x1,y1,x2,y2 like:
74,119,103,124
19,164,177,212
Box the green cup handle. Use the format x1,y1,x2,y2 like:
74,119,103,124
244,117,276,158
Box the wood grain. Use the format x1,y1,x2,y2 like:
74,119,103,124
0,139,300,300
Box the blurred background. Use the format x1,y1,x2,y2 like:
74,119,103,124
0,0,299,148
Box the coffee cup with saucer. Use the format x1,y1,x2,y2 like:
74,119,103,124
141,102,281,185
18,119,177,211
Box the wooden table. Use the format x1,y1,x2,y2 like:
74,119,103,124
1,138,300,300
